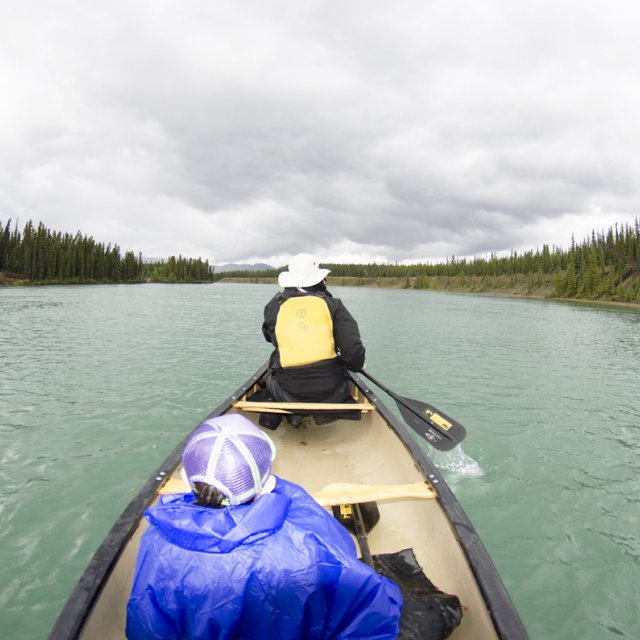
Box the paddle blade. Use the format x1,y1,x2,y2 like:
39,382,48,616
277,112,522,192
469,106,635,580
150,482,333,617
395,395,466,451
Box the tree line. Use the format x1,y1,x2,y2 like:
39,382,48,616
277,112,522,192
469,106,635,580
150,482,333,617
0,219,215,284
3,217,638,301
215,219,640,303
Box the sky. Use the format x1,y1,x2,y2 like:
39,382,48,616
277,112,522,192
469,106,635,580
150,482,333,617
1,1,640,268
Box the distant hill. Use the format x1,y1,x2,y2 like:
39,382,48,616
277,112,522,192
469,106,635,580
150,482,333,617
214,263,275,273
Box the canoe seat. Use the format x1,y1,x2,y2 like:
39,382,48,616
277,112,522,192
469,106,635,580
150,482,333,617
233,399,375,414
159,478,435,503
232,379,375,415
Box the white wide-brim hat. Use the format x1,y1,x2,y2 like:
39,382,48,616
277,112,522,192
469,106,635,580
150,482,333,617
278,253,330,288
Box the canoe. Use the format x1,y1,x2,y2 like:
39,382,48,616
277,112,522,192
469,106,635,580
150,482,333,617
48,362,528,639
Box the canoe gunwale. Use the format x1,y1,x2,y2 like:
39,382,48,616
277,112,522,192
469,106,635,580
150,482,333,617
353,372,528,640
47,363,270,640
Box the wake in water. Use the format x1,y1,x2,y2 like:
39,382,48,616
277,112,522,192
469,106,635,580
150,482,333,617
432,446,484,477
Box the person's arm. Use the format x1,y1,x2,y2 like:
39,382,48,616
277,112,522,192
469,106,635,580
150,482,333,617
126,593,178,640
330,565,403,639
262,296,280,345
262,320,273,344
276,479,402,638
126,538,179,640
331,300,366,371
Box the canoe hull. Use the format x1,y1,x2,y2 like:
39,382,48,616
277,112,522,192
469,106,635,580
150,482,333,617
49,364,527,639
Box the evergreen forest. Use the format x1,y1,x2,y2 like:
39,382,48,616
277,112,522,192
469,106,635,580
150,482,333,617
0,220,215,284
216,219,640,304
2,218,639,304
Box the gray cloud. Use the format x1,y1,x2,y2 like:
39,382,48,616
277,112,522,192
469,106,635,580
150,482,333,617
1,1,639,266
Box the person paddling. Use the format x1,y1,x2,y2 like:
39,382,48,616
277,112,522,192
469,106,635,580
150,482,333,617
262,254,366,426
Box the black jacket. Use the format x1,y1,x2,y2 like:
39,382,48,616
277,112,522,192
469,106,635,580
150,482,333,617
262,287,365,400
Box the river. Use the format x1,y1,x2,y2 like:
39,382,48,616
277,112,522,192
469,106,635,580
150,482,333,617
1,283,638,639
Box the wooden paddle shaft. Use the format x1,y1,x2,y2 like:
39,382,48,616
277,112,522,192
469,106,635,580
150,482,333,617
353,503,374,567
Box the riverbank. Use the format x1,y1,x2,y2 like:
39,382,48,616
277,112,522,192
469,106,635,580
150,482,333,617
4,269,638,309
0,272,212,286
217,273,640,310
0,271,28,285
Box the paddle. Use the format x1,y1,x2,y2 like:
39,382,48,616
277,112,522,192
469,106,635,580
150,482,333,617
332,501,379,568
352,503,374,567
359,370,466,451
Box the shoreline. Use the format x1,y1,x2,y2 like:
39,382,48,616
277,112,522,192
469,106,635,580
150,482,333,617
4,271,638,310
215,276,640,311
461,289,640,311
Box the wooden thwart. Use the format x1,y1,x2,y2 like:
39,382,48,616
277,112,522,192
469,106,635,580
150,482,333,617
233,400,375,414
158,478,435,504
313,482,436,506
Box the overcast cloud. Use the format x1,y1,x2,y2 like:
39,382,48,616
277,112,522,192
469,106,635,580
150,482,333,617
1,0,640,267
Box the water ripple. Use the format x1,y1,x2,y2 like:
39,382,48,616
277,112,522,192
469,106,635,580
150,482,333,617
2,284,640,640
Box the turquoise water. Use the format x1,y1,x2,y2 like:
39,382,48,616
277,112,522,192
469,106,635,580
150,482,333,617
1,283,638,639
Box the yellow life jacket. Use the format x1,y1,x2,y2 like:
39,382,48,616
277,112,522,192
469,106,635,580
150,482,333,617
275,295,336,367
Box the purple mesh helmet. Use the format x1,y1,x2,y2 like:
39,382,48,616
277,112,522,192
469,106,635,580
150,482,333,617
182,413,276,506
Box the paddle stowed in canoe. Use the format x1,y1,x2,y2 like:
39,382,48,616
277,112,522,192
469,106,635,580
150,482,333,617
48,361,528,640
